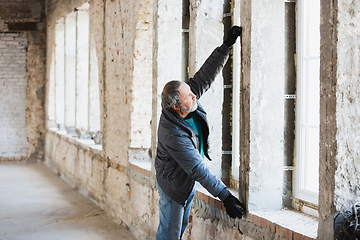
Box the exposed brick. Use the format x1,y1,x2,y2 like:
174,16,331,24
260,217,267,228
252,214,259,226
293,232,302,240
276,225,284,237
268,221,276,233
215,199,222,209
204,194,210,204
303,236,314,240
209,196,215,207
0,33,28,158
198,191,204,201
284,228,292,240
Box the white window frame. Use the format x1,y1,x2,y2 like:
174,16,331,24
294,0,321,206
231,0,241,183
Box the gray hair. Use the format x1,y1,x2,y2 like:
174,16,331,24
161,80,182,111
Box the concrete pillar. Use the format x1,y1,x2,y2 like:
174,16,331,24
240,0,285,211
154,0,182,121
152,0,182,163
131,0,153,149
319,0,360,238
102,0,139,165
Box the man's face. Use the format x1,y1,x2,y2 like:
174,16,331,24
176,83,197,114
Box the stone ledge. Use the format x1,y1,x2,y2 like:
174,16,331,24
48,128,102,156
129,161,151,177
194,184,317,240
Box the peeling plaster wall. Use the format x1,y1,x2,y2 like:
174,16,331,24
335,0,360,211
318,0,337,237
241,0,285,211
318,1,360,239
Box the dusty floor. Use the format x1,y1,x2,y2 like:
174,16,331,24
0,162,137,240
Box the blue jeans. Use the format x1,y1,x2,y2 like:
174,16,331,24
156,185,195,240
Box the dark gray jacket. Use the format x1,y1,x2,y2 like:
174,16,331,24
155,44,231,205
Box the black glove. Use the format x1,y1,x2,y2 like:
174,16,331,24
223,194,245,219
224,26,242,47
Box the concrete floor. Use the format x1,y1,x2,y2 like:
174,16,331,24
0,162,137,240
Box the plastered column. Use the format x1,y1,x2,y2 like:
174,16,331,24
317,0,337,238
319,0,360,238
188,0,225,179
334,0,360,210
152,0,182,165
241,0,285,211
102,0,139,166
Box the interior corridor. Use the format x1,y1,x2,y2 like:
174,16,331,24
0,162,137,240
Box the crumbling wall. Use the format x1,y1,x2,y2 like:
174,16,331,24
0,0,46,162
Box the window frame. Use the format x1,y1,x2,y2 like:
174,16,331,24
294,0,321,206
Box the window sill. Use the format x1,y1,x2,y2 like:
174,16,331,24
194,183,317,240
48,128,103,153
128,159,151,177
251,209,318,239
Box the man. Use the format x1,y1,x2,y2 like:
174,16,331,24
155,26,244,240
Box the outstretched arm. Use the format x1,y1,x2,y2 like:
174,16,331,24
187,26,242,99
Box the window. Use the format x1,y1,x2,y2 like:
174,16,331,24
50,3,101,144
295,0,320,207
231,0,241,188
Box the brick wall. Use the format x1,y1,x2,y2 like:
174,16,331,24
0,33,28,158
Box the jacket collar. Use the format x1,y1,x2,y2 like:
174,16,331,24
162,100,206,135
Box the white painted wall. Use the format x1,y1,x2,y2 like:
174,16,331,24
189,0,225,179
247,0,285,211
335,0,360,211
0,33,28,157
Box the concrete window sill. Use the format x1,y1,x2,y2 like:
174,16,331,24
128,159,151,177
194,183,318,240
48,128,103,152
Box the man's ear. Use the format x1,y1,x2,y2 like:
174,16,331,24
172,104,180,111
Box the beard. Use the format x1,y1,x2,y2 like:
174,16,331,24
180,99,198,113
